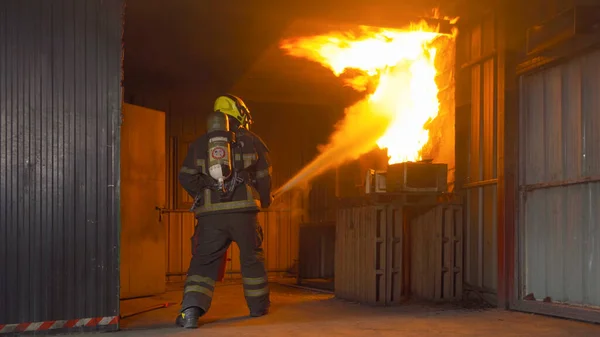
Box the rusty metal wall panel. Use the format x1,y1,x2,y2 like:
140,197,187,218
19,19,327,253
308,171,337,223
298,222,335,279
468,66,482,184
0,0,123,327
483,59,496,180
519,49,600,307
460,15,499,301
465,184,497,292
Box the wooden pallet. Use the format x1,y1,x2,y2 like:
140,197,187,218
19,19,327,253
334,204,405,305
337,192,460,208
409,204,463,302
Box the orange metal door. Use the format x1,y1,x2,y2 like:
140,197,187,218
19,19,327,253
120,103,167,299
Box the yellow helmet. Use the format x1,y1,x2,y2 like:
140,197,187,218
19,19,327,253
213,94,253,129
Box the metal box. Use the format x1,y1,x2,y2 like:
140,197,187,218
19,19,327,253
386,162,448,193
365,169,387,194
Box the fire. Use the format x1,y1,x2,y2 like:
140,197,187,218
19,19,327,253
280,21,445,164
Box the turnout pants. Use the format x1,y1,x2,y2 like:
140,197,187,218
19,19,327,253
181,211,270,315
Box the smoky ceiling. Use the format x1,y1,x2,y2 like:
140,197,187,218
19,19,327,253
124,0,461,102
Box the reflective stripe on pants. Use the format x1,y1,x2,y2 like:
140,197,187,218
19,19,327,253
180,212,270,314
181,275,216,312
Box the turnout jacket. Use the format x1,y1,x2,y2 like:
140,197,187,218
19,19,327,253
179,127,273,216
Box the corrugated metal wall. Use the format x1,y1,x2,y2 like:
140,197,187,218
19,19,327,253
0,0,123,326
519,49,600,307
456,13,499,301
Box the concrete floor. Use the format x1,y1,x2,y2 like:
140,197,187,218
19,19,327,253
97,279,600,337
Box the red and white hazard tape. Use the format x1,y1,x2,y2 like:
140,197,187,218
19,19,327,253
0,316,118,334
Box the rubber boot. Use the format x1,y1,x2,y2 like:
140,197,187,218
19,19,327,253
250,308,269,318
175,307,203,329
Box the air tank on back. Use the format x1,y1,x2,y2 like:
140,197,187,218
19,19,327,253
206,111,234,190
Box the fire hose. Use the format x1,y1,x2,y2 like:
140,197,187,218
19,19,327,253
119,302,177,320
271,191,281,202
271,184,290,201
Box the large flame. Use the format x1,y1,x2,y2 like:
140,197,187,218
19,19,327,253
274,20,453,196
281,22,443,164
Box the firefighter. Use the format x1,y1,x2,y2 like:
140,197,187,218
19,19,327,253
176,94,273,329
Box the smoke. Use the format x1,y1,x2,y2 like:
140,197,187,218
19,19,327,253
274,94,392,196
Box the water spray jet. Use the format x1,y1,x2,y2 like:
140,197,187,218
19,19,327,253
272,21,455,198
